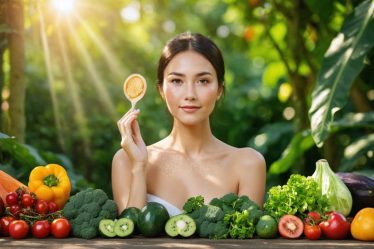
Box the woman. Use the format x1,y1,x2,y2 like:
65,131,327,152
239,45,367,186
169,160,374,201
112,32,266,215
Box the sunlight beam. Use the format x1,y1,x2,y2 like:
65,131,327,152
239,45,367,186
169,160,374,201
74,13,127,82
66,18,118,123
56,23,91,156
52,0,75,14
38,3,66,151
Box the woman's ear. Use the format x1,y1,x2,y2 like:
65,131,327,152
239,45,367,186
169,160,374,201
158,84,165,100
217,83,224,100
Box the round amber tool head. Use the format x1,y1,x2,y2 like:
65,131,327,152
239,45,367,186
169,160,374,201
123,74,147,103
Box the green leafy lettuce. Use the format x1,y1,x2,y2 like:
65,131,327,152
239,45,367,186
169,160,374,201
264,174,330,220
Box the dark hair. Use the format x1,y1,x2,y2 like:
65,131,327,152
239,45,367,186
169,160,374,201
157,32,225,89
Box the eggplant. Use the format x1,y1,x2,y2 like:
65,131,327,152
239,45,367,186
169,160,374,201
336,172,374,216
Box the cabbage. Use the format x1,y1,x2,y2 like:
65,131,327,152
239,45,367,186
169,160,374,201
312,159,352,216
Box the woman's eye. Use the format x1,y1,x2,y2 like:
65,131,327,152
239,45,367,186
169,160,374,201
198,79,209,84
171,79,183,85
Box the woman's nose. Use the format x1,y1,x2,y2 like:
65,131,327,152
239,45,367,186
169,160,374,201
184,82,197,100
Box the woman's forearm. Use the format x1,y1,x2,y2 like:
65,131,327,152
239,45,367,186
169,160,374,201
126,162,147,208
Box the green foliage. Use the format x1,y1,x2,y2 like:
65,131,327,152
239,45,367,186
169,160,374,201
309,0,374,147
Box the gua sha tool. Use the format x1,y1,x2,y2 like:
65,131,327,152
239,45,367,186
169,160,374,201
123,74,147,110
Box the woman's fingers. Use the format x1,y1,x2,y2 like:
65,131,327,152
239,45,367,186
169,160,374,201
117,109,139,136
131,119,144,145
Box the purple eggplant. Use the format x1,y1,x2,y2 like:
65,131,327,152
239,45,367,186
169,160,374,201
336,172,374,216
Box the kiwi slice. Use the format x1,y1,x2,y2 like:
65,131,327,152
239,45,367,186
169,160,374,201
165,214,196,238
99,219,116,238
114,218,134,237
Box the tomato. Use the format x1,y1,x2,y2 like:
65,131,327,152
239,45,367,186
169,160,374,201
21,193,35,208
306,211,321,225
278,214,304,239
51,218,71,238
0,216,15,236
319,211,350,240
5,192,18,206
9,220,29,239
48,201,59,213
35,199,49,215
351,207,374,241
9,204,21,218
304,223,321,240
32,220,50,238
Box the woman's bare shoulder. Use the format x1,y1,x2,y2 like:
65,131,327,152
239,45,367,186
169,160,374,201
229,146,266,170
112,149,131,167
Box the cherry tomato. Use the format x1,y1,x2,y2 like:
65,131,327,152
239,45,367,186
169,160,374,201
9,220,29,239
5,192,18,206
48,201,59,213
319,211,350,239
304,223,321,240
0,216,15,236
32,220,50,238
35,199,49,215
306,211,321,225
9,204,21,218
51,218,71,238
21,193,34,208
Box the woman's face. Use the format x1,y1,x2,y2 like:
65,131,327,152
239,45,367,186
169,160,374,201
160,50,222,126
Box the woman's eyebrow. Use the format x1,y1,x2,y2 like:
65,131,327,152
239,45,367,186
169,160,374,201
167,72,212,76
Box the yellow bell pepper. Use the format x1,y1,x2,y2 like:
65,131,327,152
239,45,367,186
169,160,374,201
28,164,71,209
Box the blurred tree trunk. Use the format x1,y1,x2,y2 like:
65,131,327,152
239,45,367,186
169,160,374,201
0,0,7,132
6,0,25,142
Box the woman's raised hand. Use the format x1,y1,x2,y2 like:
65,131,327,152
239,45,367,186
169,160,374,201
117,109,148,164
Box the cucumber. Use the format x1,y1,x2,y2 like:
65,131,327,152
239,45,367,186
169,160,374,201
165,214,196,237
99,219,116,238
114,218,134,237
137,202,170,237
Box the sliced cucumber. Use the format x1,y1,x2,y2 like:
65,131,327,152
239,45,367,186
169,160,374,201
115,218,134,237
165,214,196,238
99,219,116,238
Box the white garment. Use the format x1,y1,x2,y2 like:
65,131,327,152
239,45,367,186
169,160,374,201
147,194,183,217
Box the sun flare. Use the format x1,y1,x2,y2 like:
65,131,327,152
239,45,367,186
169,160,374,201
52,0,75,13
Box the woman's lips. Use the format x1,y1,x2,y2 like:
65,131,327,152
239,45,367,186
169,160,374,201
180,106,201,113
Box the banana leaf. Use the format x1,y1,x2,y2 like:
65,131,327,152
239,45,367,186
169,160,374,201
309,0,374,147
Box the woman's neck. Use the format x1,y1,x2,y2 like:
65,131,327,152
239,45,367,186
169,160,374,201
167,118,216,156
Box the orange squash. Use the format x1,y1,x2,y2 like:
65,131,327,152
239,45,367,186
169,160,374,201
0,170,28,199
351,207,374,241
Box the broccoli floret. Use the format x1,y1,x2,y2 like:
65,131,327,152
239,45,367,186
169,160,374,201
183,195,204,213
202,205,224,222
220,193,238,205
62,188,118,239
209,198,224,209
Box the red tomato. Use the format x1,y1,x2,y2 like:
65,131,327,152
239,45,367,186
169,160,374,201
32,220,50,238
278,214,304,239
9,204,21,218
9,220,29,239
21,193,34,208
306,211,321,225
35,199,49,215
0,216,15,236
48,201,59,213
51,218,71,238
319,211,350,239
304,223,321,240
5,192,18,206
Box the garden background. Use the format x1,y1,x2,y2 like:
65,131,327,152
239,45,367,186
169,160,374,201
0,0,373,197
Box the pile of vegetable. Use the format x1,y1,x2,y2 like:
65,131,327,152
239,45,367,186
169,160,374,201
62,188,118,239
183,193,267,239
1,158,374,241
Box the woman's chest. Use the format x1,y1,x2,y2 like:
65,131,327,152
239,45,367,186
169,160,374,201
145,152,238,204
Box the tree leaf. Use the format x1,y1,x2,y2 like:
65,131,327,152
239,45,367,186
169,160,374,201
331,112,374,130
309,0,374,147
269,130,315,175
339,134,374,172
